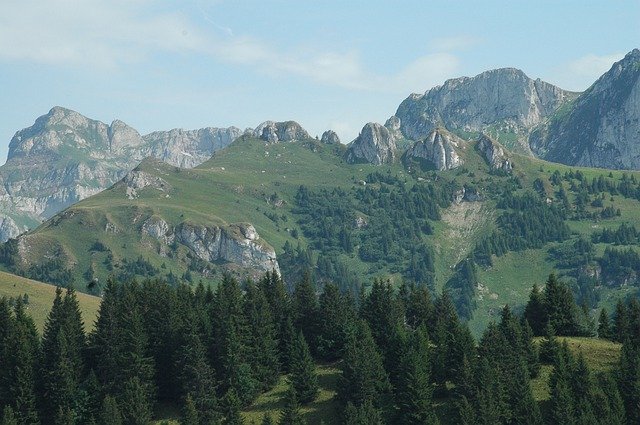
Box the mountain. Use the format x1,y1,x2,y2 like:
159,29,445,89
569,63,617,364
345,122,397,164
394,68,578,154
530,49,640,169
6,128,640,335
0,106,262,241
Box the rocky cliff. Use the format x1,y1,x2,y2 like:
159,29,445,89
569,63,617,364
255,121,310,143
345,122,397,165
394,68,576,152
321,130,341,144
476,134,513,172
530,49,640,169
404,128,463,171
141,216,279,274
0,107,242,241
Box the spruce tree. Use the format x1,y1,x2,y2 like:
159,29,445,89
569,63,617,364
598,307,612,340
342,400,383,425
404,283,434,330
222,389,243,425
182,394,199,425
0,298,14,409
289,332,318,404
99,396,122,425
509,360,542,425
1,406,17,425
539,322,560,363
524,284,546,336
278,387,305,425
394,327,438,425
292,271,319,352
8,298,40,425
119,377,152,425
337,320,389,409
175,323,220,424
244,281,280,390
543,274,579,336
617,339,640,424
613,300,630,343
316,283,353,361
260,413,275,425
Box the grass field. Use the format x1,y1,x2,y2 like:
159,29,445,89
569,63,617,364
0,270,101,332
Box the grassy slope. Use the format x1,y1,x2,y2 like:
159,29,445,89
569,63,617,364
0,270,100,332
15,134,640,335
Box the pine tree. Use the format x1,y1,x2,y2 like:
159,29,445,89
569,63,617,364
258,272,292,369
119,377,152,425
8,298,40,425
509,360,542,425
0,298,14,409
394,327,438,425
99,396,122,425
289,332,318,404
337,320,389,408
598,308,612,340
342,400,383,425
613,300,630,343
521,319,540,378
549,343,575,425
244,281,280,390
278,387,305,425
222,389,243,425
175,323,220,424
543,274,579,336
292,271,319,352
182,394,199,425
539,322,560,363
617,339,640,424
316,283,353,361
524,284,546,336
1,406,17,425
404,283,434,330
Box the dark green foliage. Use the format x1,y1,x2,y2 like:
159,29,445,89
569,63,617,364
1,406,17,425
119,377,152,425
599,247,640,286
316,283,354,361
337,320,389,409
524,284,546,335
613,300,630,342
474,192,570,265
617,338,640,424
599,308,613,339
182,394,199,425
342,400,383,425
222,389,243,425
288,332,318,404
444,259,477,321
394,327,438,425
292,272,319,354
277,388,305,425
99,396,122,425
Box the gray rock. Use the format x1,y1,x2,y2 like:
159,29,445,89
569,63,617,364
345,122,397,165
384,116,403,141
530,49,640,169
320,130,341,145
0,216,21,242
0,107,241,241
476,134,512,172
255,121,310,143
395,68,575,149
405,128,463,171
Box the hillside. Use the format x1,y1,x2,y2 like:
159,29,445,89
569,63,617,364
0,270,100,331
5,129,640,334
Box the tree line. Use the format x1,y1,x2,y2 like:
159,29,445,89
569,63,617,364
0,271,639,424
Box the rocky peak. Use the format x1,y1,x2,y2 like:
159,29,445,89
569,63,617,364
395,68,574,145
108,119,144,151
320,130,341,145
404,128,463,171
256,121,310,143
345,122,397,165
385,116,403,141
476,134,512,172
529,48,640,169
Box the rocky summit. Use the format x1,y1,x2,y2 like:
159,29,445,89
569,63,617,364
0,107,243,241
530,49,640,169
394,68,576,152
255,121,310,143
404,128,463,171
345,122,397,165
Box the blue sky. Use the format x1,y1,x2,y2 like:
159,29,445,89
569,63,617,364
1,0,638,164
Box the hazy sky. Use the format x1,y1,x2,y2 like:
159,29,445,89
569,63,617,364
1,0,638,164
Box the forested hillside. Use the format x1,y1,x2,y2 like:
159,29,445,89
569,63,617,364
0,271,637,424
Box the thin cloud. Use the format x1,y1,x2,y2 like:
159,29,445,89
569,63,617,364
550,52,625,91
429,35,481,52
0,0,459,94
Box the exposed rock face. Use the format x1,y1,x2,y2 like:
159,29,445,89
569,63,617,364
345,122,397,165
141,127,242,168
405,129,463,171
0,107,241,241
256,121,310,143
0,216,21,242
321,130,341,144
395,68,575,145
139,210,279,274
122,167,171,199
476,134,512,172
530,49,640,169
385,116,403,141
